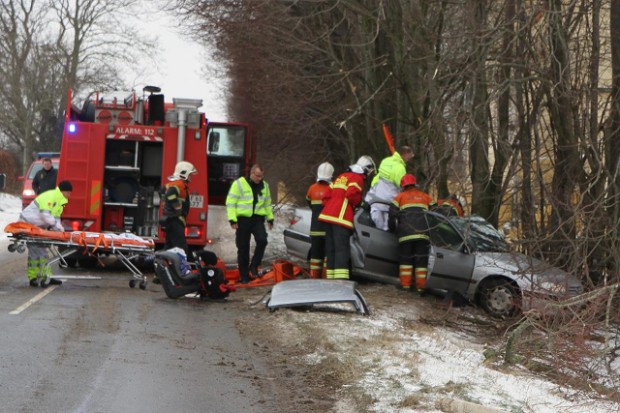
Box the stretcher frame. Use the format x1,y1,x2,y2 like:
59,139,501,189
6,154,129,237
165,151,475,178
7,234,154,289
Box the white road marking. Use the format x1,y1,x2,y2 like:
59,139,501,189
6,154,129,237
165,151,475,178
10,286,58,315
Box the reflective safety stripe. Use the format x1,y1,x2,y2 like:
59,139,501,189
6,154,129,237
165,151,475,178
309,258,323,270
90,180,101,215
400,203,429,210
309,200,323,205
317,214,353,228
309,230,326,236
332,268,350,279
325,268,335,279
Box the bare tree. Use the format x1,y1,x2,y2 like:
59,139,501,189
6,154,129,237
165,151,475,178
0,0,155,173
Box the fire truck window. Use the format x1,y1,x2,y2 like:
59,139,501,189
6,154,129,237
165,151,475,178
207,126,246,157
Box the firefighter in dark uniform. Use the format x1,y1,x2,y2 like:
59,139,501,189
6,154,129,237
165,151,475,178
306,162,334,279
435,194,465,217
389,174,433,291
163,161,197,255
32,157,58,195
319,156,375,280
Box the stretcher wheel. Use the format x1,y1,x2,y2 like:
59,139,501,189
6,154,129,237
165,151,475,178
139,280,147,290
16,244,26,253
129,279,136,288
8,244,16,252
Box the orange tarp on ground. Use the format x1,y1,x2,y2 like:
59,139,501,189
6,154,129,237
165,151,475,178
229,259,306,288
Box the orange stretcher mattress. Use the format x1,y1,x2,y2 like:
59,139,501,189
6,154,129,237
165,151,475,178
4,222,154,252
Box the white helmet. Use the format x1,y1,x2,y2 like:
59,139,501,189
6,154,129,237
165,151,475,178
316,162,334,182
173,161,197,180
353,155,375,176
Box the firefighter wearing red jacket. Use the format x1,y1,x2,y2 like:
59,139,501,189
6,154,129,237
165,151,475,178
319,156,375,279
388,174,433,291
306,162,334,279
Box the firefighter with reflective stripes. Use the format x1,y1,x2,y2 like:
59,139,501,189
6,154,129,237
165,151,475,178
226,164,274,284
388,174,433,291
319,156,375,279
163,161,197,256
306,162,334,279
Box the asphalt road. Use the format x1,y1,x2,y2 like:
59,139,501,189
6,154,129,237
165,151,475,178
0,246,274,413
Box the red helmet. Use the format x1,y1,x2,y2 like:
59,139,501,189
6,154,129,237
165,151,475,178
400,174,417,188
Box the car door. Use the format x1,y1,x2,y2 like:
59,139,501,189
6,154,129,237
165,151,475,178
352,208,399,280
425,212,475,295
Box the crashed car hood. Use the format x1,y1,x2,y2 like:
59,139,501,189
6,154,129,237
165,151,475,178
474,252,582,293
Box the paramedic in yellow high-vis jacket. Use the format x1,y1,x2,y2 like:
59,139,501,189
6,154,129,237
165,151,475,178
19,180,73,287
226,164,273,284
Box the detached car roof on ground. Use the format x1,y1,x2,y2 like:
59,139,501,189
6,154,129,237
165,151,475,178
284,206,583,318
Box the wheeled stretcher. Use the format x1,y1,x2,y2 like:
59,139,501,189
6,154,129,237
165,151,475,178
4,222,155,289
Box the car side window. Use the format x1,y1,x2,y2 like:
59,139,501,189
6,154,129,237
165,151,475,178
427,215,465,251
358,209,376,228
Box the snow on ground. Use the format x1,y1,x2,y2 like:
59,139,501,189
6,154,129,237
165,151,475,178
0,193,21,241
1,191,619,412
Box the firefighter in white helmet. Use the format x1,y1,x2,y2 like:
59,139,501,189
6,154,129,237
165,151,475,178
161,161,197,257
305,162,334,279
318,156,375,279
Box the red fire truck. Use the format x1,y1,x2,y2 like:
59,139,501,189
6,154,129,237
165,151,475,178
57,86,254,256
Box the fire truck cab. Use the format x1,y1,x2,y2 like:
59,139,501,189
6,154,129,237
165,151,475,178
58,86,253,253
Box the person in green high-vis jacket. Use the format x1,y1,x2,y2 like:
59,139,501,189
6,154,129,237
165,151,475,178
19,180,73,287
226,164,274,284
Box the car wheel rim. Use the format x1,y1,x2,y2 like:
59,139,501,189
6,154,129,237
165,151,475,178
487,287,514,314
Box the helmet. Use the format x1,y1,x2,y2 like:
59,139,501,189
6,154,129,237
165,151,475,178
400,174,416,188
316,162,334,182
173,161,197,180
355,155,375,176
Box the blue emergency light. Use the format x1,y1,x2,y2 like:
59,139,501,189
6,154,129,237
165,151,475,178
68,123,77,133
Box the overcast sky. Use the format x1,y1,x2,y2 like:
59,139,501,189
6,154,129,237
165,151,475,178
132,8,229,121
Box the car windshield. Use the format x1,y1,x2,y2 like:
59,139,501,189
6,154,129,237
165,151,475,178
450,215,510,252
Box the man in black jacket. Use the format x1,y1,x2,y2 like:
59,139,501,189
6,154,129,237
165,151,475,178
32,158,58,195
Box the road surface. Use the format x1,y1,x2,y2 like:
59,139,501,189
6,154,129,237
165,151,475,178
0,246,277,413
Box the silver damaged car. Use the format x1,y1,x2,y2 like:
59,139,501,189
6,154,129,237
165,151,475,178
283,206,584,317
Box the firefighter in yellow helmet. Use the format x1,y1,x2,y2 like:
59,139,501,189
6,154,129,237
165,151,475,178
162,161,197,255
226,164,274,284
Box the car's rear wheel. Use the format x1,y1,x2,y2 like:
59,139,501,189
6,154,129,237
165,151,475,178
478,278,520,317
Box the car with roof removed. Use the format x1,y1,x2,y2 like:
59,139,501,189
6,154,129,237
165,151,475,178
283,205,584,317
